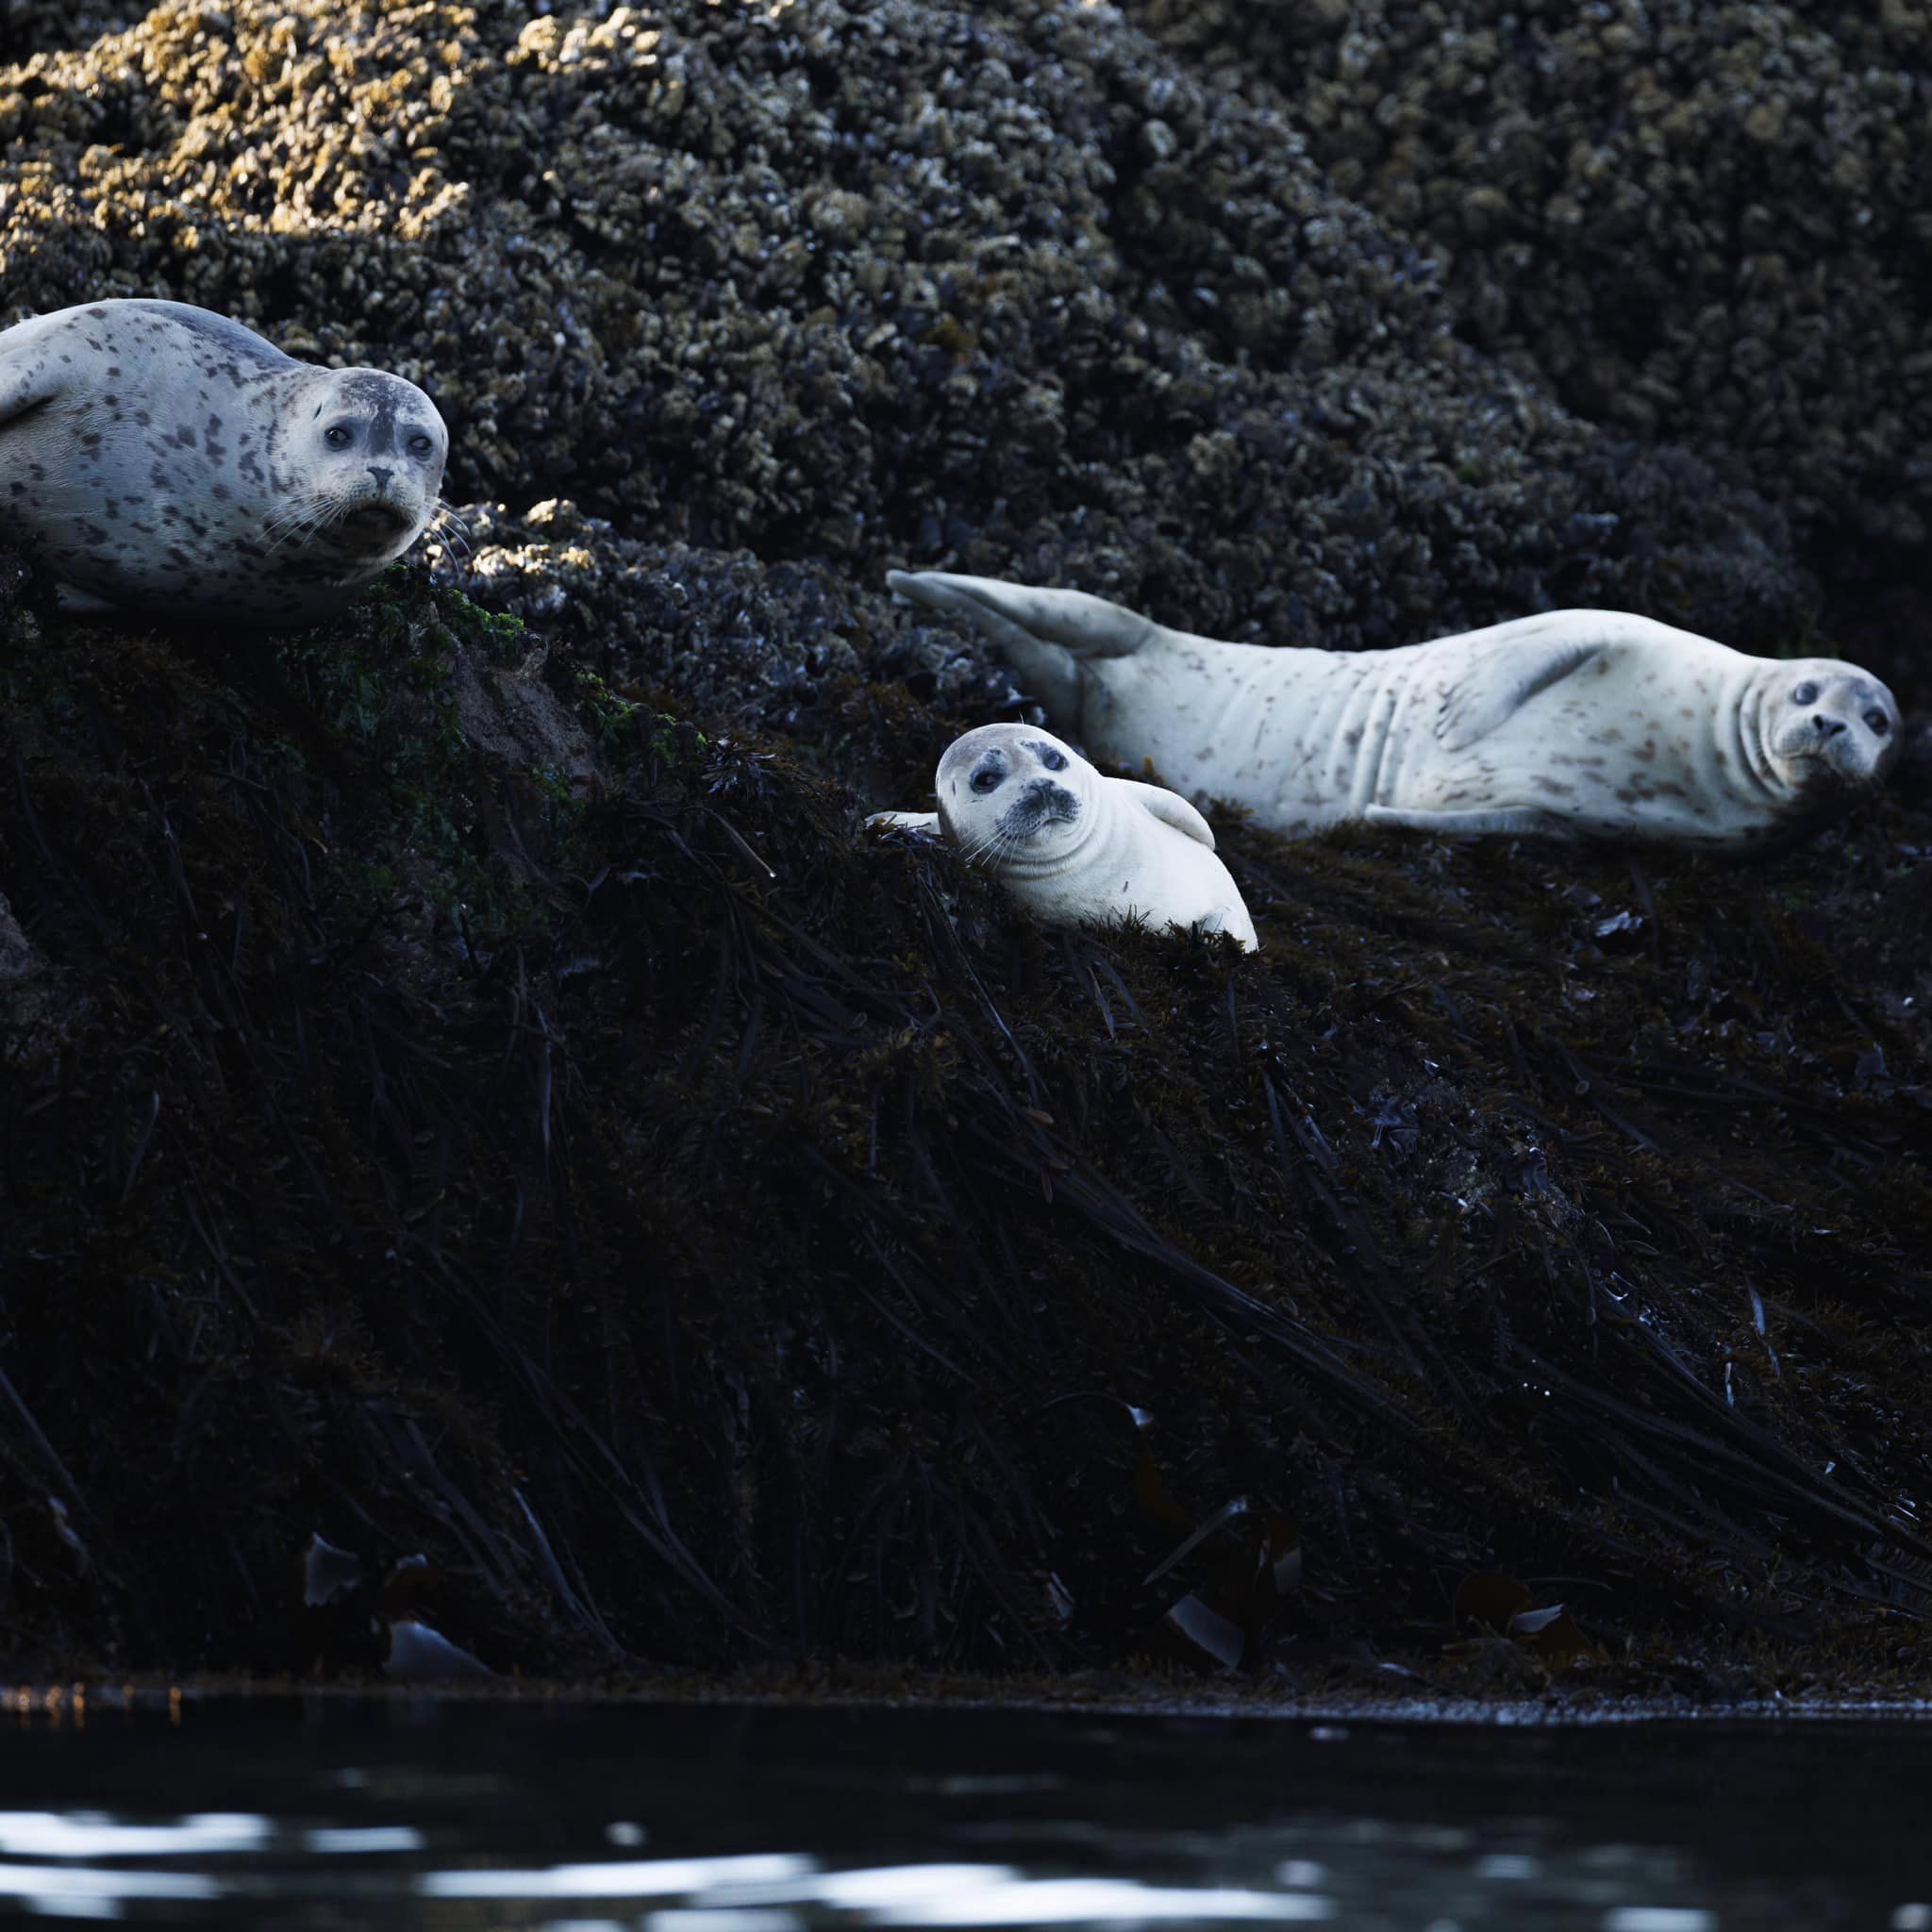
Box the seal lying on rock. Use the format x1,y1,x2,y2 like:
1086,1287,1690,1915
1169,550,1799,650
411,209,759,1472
0,300,448,624
888,573,1902,850
871,722,1258,950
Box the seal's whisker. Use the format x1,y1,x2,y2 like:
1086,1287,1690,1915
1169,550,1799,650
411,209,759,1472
968,824,1020,872
260,491,331,542
421,501,475,578
429,499,475,564
260,514,308,553
261,495,334,554
959,824,1008,869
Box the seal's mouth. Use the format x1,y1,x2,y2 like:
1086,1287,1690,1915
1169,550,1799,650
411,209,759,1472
1001,781,1081,839
325,501,417,555
1774,733,1887,791
340,503,413,537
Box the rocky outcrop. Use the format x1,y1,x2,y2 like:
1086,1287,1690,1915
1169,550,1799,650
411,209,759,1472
2,4,1930,1696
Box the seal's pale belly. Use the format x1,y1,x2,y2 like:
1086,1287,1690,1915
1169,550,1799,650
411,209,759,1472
1041,801,1253,940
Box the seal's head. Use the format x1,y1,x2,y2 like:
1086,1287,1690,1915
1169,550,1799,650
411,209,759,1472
275,368,448,562
936,723,1095,872
1758,658,1901,794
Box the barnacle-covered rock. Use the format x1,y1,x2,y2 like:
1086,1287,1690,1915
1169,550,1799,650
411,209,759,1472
2,0,1822,683
1125,0,1932,556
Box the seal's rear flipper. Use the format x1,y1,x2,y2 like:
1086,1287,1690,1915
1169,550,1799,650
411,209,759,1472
887,569,1169,731
1363,804,1568,840
886,571,1158,659
886,569,1087,724
865,809,941,836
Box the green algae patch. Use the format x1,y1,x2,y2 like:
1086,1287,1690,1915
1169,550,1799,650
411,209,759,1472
3,552,1931,1698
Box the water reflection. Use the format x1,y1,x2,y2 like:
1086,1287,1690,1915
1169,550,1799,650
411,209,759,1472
0,1701,1929,1926
0,1839,1337,1924
0,1813,269,1857
418,1852,818,1897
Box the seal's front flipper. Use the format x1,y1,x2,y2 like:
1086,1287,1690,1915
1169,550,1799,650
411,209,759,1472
1199,903,1260,953
1434,632,1605,754
0,353,64,434
1363,804,1569,840
1115,776,1216,849
865,809,941,836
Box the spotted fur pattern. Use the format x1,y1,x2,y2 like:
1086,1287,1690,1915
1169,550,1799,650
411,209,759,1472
0,300,447,625
889,574,1902,851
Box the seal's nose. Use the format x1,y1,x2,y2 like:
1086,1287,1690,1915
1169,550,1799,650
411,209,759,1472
1023,777,1074,808
1811,714,1846,739
367,466,393,492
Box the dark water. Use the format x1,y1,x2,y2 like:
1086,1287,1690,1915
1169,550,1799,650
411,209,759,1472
0,1697,1929,1927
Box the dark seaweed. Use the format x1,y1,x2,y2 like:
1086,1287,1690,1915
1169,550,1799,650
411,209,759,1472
2,557,1929,1695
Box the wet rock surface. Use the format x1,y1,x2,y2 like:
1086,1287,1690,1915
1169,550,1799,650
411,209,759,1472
1,3,1929,1696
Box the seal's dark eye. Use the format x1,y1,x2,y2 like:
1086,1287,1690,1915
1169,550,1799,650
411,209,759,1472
408,433,433,458
1867,710,1891,737
324,425,353,450
1790,681,1820,706
1041,748,1067,771
971,769,1002,794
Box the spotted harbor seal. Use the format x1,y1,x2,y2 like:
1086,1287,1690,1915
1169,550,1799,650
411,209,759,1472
871,722,1258,950
887,573,1902,850
0,299,448,624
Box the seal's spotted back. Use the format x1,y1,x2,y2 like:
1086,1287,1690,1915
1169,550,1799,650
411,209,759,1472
0,298,447,625
890,572,1902,852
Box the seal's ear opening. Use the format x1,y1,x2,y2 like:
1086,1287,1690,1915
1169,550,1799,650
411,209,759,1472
1116,777,1216,849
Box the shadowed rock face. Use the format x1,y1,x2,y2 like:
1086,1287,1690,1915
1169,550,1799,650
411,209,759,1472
2,6,1931,1696
1125,0,1932,561
4,552,1931,1694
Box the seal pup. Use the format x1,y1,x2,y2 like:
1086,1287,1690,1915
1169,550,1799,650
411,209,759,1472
0,299,448,624
870,722,1258,950
887,574,1902,850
